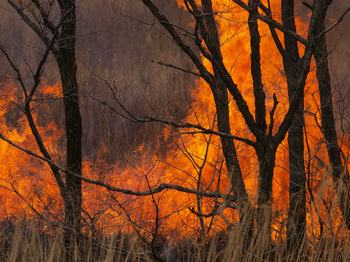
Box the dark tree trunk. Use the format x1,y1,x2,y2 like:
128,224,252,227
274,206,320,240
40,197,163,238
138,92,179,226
245,0,277,247
256,142,277,237
212,82,248,201
55,0,82,260
140,0,327,253
211,77,254,248
313,0,350,230
201,0,255,246
281,0,307,250
7,0,82,259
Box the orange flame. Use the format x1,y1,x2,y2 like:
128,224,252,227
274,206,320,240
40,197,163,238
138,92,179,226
0,0,348,242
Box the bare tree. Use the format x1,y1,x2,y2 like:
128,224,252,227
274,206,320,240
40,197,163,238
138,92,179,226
4,0,82,260
312,0,350,229
280,0,306,250
137,0,346,250
0,0,349,260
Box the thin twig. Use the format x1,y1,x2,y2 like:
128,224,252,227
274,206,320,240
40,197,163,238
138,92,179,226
151,59,201,77
318,6,350,36
0,132,237,201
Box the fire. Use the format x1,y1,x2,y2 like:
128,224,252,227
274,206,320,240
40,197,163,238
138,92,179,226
0,80,64,221
0,0,348,244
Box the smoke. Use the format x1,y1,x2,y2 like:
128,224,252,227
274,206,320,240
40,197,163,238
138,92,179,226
0,0,348,161
295,0,350,130
325,3,350,132
0,0,198,163
327,2,350,80
77,0,198,162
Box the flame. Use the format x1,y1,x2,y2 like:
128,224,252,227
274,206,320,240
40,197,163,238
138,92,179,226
0,0,348,243
0,80,64,221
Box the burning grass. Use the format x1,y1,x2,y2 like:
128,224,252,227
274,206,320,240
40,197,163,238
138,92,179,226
0,209,349,262
0,0,349,261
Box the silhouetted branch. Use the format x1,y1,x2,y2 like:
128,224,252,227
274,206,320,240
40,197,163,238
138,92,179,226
231,0,308,45
0,132,237,201
151,59,201,77
319,6,350,36
142,116,256,146
90,90,256,146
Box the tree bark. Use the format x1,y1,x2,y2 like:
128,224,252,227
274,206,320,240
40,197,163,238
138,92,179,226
313,0,350,230
6,0,82,259
212,80,249,204
256,142,277,237
212,72,254,250
281,0,307,251
140,0,329,250
55,0,82,260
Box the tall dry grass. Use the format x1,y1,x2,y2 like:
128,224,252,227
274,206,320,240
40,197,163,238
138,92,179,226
0,221,153,262
1,214,349,262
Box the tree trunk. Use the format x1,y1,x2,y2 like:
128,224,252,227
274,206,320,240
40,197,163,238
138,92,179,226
314,0,350,230
211,77,253,249
256,143,277,232
55,0,82,260
139,0,328,252
256,142,277,258
213,84,248,202
281,0,307,250
7,0,83,259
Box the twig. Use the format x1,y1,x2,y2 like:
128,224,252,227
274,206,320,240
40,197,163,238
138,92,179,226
151,59,201,77
0,132,237,201
318,6,350,37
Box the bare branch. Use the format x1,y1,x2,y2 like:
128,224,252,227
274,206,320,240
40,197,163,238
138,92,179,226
140,0,215,84
0,132,237,201
274,0,326,145
7,0,51,46
258,2,286,57
231,0,308,45
31,0,57,34
319,6,350,36
0,45,28,97
302,1,313,10
28,25,61,100
2,182,63,229
142,116,256,146
91,87,256,146
0,131,65,192
151,59,201,77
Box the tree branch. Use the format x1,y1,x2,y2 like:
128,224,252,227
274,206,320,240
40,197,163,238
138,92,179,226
274,0,329,145
318,6,350,37
231,0,308,45
7,0,51,46
0,132,237,201
151,59,201,77
140,0,215,84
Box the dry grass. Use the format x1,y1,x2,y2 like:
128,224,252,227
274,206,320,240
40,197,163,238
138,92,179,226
0,221,153,262
0,219,349,262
